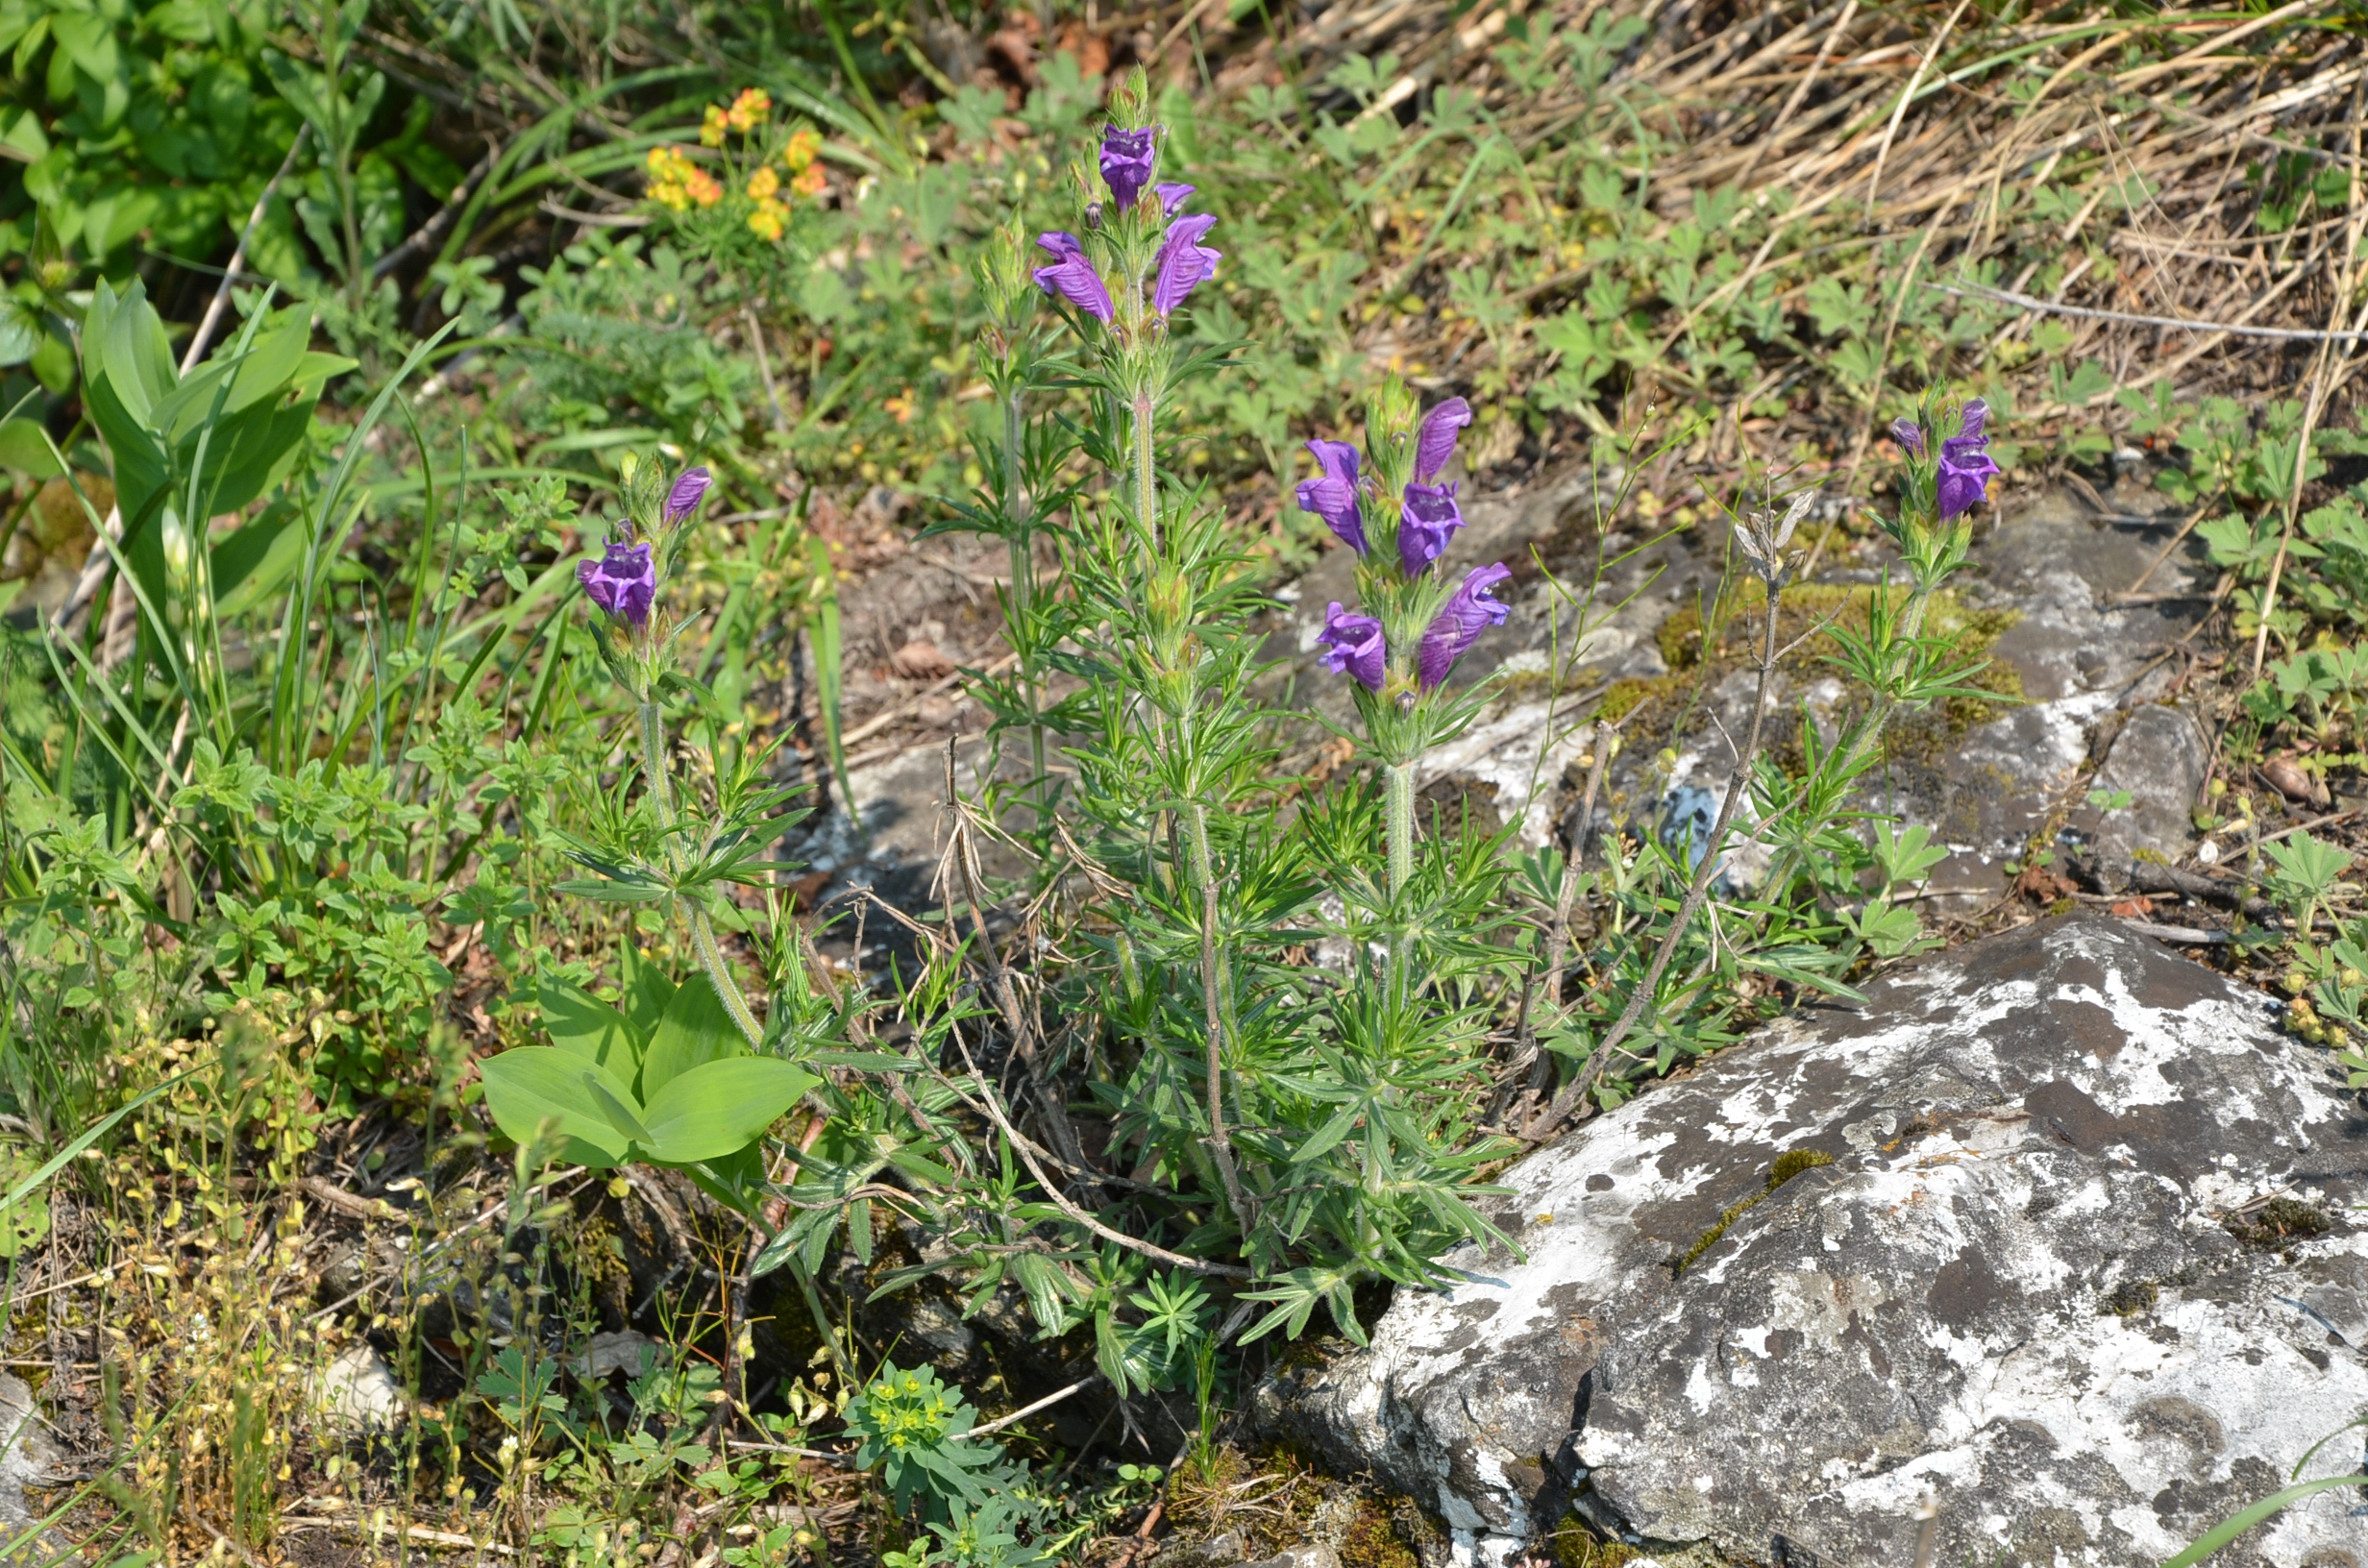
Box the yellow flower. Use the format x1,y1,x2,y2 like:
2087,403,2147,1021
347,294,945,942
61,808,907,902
701,105,728,148
728,87,772,134
747,165,780,201
747,197,787,241
783,128,822,172
791,163,826,200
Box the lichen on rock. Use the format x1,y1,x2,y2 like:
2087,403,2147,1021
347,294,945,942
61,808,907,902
1262,916,2368,1568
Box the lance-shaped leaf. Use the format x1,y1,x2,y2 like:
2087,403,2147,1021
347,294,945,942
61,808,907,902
636,1057,818,1164
477,1047,641,1166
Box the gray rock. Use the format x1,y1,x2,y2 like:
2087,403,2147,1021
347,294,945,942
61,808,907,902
310,1343,407,1433
2083,702,2208,862
0,1374,64,1561
1267,917,2368,1568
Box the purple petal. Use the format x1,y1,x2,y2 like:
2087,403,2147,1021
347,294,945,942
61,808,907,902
1889,417,1925,457
1398,480,1465,576
1296,440,1366,555
663,466,712,526
1152,212,1221,317
577,540,655,627
1099,125,1157,210
1032,231,1113,324
1955,398,1989,445
1317,602,1387,691
1413,398,1473,484
1154,183,1196,216
1936,444,2000,520
1417,562,1512,690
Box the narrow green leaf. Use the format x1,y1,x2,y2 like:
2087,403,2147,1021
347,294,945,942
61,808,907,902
2159,1477,2368,1568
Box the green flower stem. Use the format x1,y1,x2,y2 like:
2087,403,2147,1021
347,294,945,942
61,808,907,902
638,696,765,1049
1132,390,1157,549
1187,801,1250,1228
1002,384,1048,804
1385,760,1415,900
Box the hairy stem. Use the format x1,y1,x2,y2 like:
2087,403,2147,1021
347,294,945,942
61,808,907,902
1132,390,1158,550
638,697,764,1048
1189,803,1251,1229
1003,385,1049,808
1385,761,1415,900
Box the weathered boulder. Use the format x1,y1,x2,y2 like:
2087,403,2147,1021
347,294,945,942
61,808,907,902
1267,916,2368,1568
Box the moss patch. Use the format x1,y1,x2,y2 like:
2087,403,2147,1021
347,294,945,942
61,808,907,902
1670,1148,1835,1275
2225,1196,2334,1248
1551,1512,1643,1568
1340,1498,1422,1568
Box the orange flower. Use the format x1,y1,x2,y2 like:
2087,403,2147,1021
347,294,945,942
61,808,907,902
700,105,728,148
791,163,827,200
748,196,789,241
728,87,772,134
747,165,780,201
883,388,916,426
783,127,823,173
684,168,724,208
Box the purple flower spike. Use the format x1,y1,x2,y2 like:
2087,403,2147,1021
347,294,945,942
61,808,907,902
1417,562,1512,690
1414,398,1473,484
1318,602,1387,691
579,539,656,627
1398,480,1466,576
664,466,712,527
1033,232,1113,324
1099,125,1157,209
1889,417,1925,457
1152,213,1221,317
1298,440,1367,554
1936,399,2000,521
1154,182,1196,216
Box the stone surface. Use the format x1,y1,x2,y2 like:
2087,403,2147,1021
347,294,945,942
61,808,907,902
311,1343,407,1433
2083,700,2210,861
0,1374,64,1560
1266,916,2368,1568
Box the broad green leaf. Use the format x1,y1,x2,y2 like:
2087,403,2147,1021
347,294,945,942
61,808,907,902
476,1047,637,1165
209,505,306,616
586,1072,656,1147
0,419,62,478
536,979,636,1074
620,953,677,1048
0,298,37,367
639,970,742,1101
637,1058,816,1164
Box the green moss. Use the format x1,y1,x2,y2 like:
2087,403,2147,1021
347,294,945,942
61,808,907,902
1670,1147,1835,1276
2225,1196,2334,1248
1340,1499,1421,1568
1551,1513,1642,1568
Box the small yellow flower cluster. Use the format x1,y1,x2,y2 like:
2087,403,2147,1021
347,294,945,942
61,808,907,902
785,126,827,199
728,86,771,133
646,145,721,211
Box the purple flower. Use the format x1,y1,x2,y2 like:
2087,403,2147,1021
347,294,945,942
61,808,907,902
1297,440,1366,554
1413,398,1472,484
579,539,655,627
1099,125,1157,209
1398,480,1465,576
1318,602,1387,691
1033,232,1113,324
1152,213,1221,317
1154,183,1196,215
664,466,711,527
1889,417,1924,457
1417,562,1512,690
1936,399,1999,521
